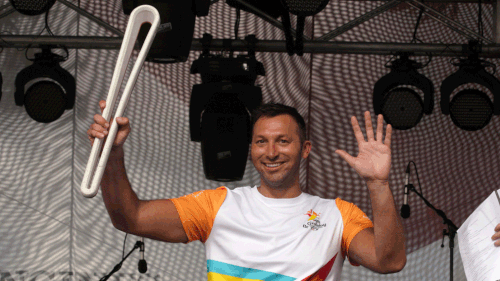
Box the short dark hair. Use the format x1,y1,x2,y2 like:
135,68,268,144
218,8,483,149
251,103,307,144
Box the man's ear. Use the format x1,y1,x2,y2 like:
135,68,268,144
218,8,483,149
301,140,312,159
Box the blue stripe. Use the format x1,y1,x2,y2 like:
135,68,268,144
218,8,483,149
207,260,296,281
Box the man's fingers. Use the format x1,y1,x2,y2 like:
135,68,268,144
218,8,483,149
99,100,106,114
94,114,109,128
91,123,107,132
116,117,130,128
495,223,500,232
364,111,374,141
92,130,106,138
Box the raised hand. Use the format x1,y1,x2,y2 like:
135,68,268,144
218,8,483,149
87,100,131,149
335,111,392,183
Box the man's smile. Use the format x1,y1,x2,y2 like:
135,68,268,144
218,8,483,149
263,162,285,170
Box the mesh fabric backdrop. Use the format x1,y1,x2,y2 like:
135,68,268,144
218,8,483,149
1,0,499,280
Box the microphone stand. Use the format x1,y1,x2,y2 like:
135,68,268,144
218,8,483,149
99,240,144,281
406,183,458,281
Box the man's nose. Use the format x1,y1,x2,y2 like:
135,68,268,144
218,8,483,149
266,142,278,159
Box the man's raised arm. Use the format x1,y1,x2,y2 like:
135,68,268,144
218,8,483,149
335,111,406,273
87,100,188,243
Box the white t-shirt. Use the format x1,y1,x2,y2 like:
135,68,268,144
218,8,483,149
170,186,373,281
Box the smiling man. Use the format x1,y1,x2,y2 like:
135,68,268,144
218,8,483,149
251,107,311,199
88,101,406,281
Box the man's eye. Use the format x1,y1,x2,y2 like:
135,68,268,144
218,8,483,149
256,140,264,144
280,139,288,143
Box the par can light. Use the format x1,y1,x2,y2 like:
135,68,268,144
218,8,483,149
14,46,75,123
440,42,500,131
373,53,434,130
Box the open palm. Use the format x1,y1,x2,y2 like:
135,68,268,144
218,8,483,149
335,111,392,183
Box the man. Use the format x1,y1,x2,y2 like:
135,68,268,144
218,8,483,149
87,100,406,280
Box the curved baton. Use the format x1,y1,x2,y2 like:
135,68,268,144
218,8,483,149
81,5,160,198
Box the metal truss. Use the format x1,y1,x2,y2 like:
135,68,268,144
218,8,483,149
0,0,498,56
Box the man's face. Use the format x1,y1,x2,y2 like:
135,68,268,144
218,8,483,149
251,114,311,189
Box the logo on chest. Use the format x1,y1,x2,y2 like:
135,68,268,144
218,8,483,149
303,209,327,231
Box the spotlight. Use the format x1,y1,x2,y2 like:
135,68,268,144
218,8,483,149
373,53,434,130
190,34,264,181
9,0,56,16
15,46,75,123
280,0,330,55
440,41,500,131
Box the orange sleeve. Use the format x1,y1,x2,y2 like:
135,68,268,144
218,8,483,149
335,197,374,266
170,186,227,244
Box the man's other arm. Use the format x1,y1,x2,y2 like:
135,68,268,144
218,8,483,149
348,180,406,274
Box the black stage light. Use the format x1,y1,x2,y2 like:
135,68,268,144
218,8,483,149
190,34,264,181
373,53,434,130
9,0,56,16
122,0,211,64
280,0,330,55
440,41,500,131
14,46,75,123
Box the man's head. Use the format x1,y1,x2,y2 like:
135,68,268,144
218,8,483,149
251,103,307,145
250,103,311,190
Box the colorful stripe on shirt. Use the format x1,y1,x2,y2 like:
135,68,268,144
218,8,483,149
207,260,296,281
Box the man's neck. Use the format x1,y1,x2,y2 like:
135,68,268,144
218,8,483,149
257,183,302,199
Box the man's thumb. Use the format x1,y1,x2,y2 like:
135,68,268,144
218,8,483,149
335,150,353,165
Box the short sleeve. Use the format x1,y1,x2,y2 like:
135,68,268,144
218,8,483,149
335,198,374,266
170,186,227,244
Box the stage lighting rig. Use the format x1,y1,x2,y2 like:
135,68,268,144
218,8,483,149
15,45,75,123
440,40,500,131
190,34,264,181
373,53,434,130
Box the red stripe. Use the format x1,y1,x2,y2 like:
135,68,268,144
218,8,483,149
301,253,338,281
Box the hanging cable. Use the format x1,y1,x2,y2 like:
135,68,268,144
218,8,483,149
411,3,424,44
44,9,69,60
230,8,241,58
235,8,241,40
478,0,483,41
409,1,432,68
122,233,128,259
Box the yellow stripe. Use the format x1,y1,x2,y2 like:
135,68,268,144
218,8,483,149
208,272,263,281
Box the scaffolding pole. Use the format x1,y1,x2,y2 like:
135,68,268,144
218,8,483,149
1,35,500,57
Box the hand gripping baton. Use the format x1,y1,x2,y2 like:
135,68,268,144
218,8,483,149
81,5,160,198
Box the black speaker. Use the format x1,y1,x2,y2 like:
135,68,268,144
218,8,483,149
123,0,210,63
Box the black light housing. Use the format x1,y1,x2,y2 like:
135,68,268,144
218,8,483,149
373,53,434,130
15,46,75,123
9,0,56,16
280,0,330,55
122,0,211,63
440,41,500,131
190,34,264,181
